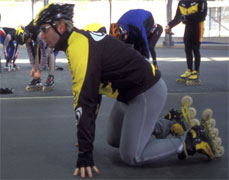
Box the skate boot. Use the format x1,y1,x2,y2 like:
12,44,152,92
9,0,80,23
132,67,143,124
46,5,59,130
26,78,42,91
42,75,54,92
186,70,201,86
12,63,20,71
176,69,191,83
165,96,200,136
4,62,13,72
178,124,224,160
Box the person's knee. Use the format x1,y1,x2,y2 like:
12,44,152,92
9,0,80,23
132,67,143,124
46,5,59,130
157,24,163,34
120,148,139,166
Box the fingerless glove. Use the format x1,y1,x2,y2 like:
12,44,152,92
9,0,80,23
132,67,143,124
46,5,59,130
76,151,94,168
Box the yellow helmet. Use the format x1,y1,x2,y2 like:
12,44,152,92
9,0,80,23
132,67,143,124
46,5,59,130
15,26,30,45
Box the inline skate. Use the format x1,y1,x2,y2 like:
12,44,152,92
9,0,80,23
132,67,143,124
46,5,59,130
178,122,224,160
26,78,43,91
165,96,200,136
186,70,201,86
42,75,54,92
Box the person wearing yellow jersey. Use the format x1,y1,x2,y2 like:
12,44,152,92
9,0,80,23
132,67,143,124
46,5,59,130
165,0,207,82
34,3,218,179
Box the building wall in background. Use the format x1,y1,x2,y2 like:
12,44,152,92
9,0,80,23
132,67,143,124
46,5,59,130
0,0,228,37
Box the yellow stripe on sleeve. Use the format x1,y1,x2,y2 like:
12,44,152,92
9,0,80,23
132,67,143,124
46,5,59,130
66,32,89,109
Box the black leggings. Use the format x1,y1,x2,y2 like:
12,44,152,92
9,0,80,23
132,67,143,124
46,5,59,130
148,24,163,61
184,23,203,72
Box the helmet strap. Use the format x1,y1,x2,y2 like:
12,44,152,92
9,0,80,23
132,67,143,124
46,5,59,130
50,23,62,37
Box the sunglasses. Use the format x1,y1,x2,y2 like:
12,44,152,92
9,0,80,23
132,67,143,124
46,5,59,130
40,25,51,33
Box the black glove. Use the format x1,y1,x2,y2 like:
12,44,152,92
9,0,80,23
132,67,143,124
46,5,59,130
76,151,94,168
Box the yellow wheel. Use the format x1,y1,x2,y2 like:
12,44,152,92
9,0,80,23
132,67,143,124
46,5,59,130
186,80,192,86
190,118,200,126
202,108,213,121
211,128,219,138
213,137,222,146
25,86,30,91
188,107,197,119
206,118,216,128
181,96,193,106
176,78,185,83
215,146,225,157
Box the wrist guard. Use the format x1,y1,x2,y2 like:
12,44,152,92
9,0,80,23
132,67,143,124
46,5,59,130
76,151,94,168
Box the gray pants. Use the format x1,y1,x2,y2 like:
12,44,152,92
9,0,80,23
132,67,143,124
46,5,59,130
107,78,186,165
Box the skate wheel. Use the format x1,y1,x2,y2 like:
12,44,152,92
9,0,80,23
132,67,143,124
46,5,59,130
26,86,30,91
190,118,200,126
215,146,224,157
187,107,197,119
206,118,216,129
210,128,219,138
186,81,192,86
42,87,45,92
181,96,193,106
202,108,213,120
42,86,54,92
213,137,222,146
176,78,185,83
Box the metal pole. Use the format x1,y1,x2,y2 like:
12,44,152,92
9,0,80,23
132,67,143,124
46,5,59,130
163,0,174,47
209,8,211,37
219,7,221,37
109,0,112,25
32,0,34,20
44,0,49,6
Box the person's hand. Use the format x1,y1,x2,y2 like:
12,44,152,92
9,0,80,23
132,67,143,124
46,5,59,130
165,25,174,35
15,51,19,59
30,67,36,77
73,165,100,178
165,25,170,34
4,50,8,60
73,151,100,178
34,70,41,79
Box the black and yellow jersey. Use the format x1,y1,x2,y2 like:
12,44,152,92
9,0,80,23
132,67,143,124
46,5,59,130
169,0,207,28
55,28,161,152
26,20,40,42
83,23,107,33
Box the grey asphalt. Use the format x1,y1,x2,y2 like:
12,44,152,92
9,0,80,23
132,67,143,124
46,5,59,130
0,45,228,179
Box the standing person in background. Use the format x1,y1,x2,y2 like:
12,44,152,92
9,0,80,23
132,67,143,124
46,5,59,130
110,9,163,69
165,0,207,85
0,27,19,71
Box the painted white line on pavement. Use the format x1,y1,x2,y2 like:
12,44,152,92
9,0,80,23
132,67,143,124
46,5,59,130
1,57,228,64
0,96,73,100
0,92,228,101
